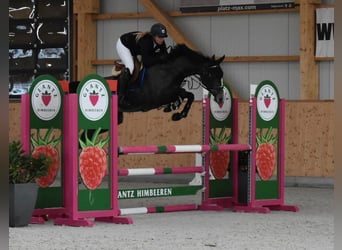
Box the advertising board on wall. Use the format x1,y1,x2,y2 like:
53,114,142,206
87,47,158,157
180,0,295,12
316,8,334,58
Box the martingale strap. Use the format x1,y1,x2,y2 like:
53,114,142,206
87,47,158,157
137,68,147,88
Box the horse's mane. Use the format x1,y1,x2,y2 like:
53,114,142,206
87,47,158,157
168,44,211,63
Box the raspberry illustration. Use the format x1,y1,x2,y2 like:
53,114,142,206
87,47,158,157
79,128,109,190
31,128,61,187
209,127,231,179
256,127,277,181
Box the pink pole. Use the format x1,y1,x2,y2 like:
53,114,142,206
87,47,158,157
62,95,70,214
111,93,119,215
203,97,210,204
119,144,249,154
63,94,79,220
250,97,257,205
232,98,239,204
118,166,203,176
148,204,197,213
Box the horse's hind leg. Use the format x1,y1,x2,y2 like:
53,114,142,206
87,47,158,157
171,91,194,121
118,111,124,124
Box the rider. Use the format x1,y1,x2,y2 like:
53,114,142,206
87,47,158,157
116,23,169,97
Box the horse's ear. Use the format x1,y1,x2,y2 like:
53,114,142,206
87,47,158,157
212,55,216,60
216,55,225,64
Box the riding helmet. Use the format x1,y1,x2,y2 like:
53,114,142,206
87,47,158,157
150,23,168,38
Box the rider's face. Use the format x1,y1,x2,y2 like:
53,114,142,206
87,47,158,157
154,36,165,45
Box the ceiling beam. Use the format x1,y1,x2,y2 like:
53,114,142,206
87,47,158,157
139,0,198,51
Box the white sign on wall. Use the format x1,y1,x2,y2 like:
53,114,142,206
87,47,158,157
316,8,334,57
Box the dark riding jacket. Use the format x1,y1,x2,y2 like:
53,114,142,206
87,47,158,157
120,31,168,67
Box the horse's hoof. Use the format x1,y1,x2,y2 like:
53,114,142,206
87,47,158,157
163,106,172,113
172,113,182,121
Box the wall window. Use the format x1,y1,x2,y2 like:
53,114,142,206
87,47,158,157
9,0,71,99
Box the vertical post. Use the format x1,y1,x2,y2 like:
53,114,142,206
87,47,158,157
63,94,79,220
232,98,239,204
249,97,257,205
202,97,210,203
73,0,100,80
111,92,119,214
279,99,286,203
299,0,321,99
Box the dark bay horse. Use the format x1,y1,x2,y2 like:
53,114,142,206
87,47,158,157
76,44,225,147
108,44,225,124
70,44,224,124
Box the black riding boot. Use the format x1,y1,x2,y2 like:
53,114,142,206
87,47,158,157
119,68,132,105
119,68,132,93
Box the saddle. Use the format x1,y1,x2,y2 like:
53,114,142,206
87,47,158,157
112,56,142,85
113,55,182,112
114,57,144,108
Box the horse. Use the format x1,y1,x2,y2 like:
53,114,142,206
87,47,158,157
75,44,225,144
106,43,225,124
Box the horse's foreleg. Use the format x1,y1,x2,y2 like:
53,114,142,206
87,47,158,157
171,92,194,121
163,96,183,113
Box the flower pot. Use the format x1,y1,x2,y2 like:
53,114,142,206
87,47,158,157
9,183,39,227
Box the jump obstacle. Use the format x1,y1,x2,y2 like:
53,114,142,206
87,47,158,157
21,74,299,227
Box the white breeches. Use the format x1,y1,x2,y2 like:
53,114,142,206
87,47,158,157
116,38,134,74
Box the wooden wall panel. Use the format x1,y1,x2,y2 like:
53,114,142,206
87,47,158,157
285,100,334,176
9,102,21,143
74,0,100,13
299,0,319,99
9,100,334,177
74,0,100,80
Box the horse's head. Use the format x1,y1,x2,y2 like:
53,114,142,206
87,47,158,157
166,44,224,104
200,55,225,105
